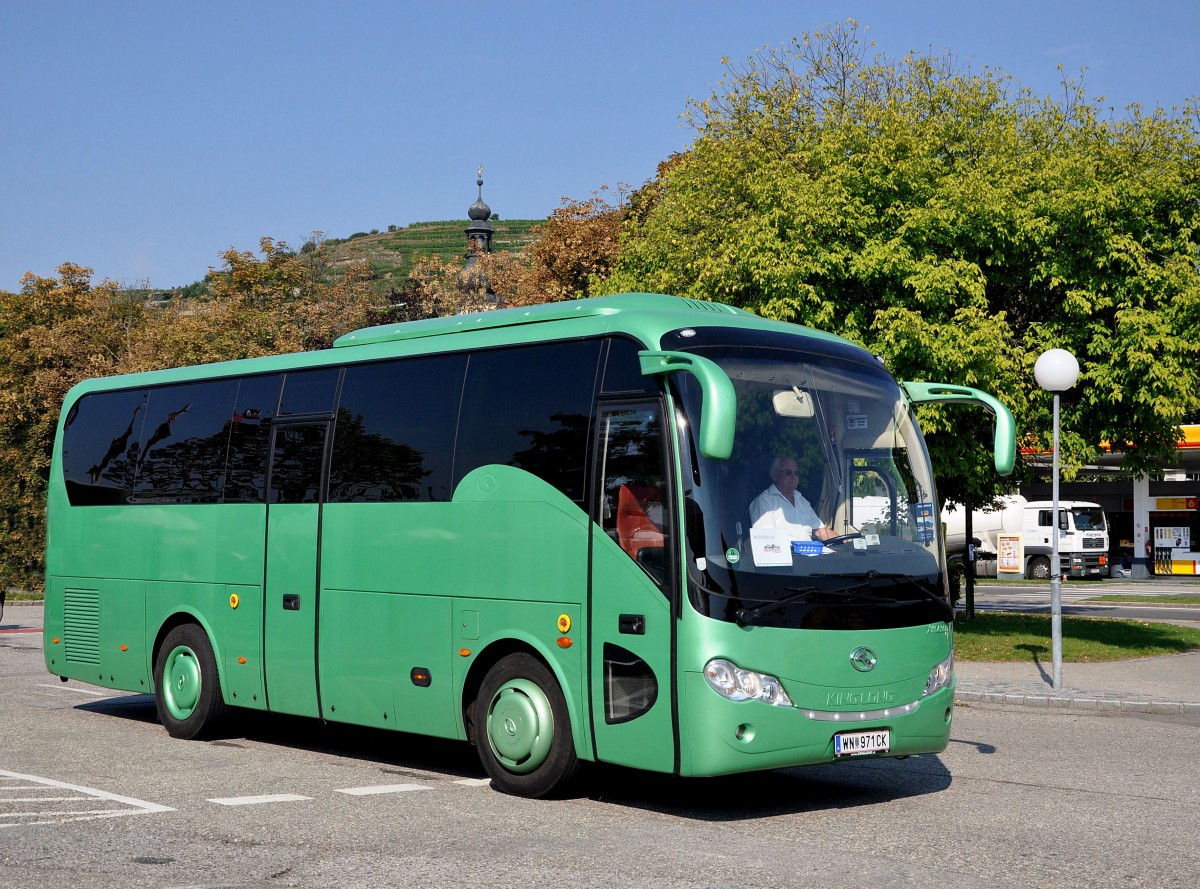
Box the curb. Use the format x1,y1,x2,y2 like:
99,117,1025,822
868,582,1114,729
956,687,1200,716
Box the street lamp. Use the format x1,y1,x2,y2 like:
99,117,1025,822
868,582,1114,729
1034,348,1080,691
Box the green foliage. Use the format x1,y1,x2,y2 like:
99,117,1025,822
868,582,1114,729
0,243,384,589
603,20,1200,502
954,611,1200,662
0,266,129,587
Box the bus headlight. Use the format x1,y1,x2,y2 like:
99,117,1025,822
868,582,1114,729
703,658,793,707
924,652,954,697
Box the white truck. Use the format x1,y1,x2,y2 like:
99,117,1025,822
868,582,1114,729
944,495,1110,580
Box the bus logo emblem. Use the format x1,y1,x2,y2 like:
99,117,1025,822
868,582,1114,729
849,647,877,673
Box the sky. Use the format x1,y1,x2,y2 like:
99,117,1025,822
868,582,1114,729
3,1,1198,291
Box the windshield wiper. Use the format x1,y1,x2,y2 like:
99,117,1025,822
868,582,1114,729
734,586,820,627
734,584,903,626
811,571,954,620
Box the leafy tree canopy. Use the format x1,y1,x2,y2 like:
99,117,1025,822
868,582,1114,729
600,20,1200,502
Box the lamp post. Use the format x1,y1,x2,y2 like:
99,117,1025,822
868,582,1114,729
1034,348,1080,691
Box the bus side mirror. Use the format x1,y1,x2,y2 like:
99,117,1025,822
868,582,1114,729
639,350,736,460
900,382,1016,476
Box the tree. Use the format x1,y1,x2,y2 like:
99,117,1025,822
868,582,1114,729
0,240,383,588
600,20,1200,502
125,237,379,371
0,265,129,587
512,187,628,303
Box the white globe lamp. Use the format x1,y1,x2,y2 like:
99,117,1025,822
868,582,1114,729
1035,347,1078,690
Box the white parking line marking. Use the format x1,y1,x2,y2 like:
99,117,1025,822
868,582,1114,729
335,783,430,796
208,794,312,806
0,796,92,802
454,778,492,787
35,684,112,697
0,770,174,826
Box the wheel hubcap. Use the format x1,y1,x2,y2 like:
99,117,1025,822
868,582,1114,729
485,678,553,774
163,645,201,721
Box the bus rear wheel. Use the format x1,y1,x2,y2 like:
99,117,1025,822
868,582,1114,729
475,653,578,798
154,623,228,740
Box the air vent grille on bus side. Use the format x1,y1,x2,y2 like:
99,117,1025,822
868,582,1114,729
677,298,740,314
64,588,101,665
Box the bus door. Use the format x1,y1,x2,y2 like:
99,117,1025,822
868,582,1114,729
263,420,330,717
589,403,677,773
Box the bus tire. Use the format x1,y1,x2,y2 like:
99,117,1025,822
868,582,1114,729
475,653,579,798
154,623,229,740
1027,556,1051,580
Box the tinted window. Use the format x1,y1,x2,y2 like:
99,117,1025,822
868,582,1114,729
280,368,341,415
62,389,150,505
597,404,671,593
329,356,467,502
602,337,658,396
455,340,602,502
268,424,327,504
132,380,239,503
225,375,282,503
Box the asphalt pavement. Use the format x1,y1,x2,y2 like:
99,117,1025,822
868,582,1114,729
6,598,1199,718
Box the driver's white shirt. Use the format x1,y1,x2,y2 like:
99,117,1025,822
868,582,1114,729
749,483,825,539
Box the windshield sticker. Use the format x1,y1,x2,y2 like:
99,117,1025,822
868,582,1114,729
750,528,793,567
846,414,868,430
725,547,740,564
914,502,936,544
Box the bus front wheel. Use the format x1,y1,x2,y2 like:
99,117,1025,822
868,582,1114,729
475,653,579,798
154,623,229,740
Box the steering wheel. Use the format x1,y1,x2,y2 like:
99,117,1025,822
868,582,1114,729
821,533,864,546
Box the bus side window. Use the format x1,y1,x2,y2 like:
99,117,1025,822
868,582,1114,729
224,375,282,503
61,388,150,505
133,379,239,503
268,425,327,504
328,356,466,503
456,340,602,503
598,405,671,591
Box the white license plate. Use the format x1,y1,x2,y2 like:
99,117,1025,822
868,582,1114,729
834,729,890,757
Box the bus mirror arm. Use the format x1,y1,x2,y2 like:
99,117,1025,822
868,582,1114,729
900,382,1016,476
638,351,736,460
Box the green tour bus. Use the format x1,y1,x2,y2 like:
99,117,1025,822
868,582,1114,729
43,293,1014,797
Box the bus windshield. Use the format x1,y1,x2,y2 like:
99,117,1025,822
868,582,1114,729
670,335,948,630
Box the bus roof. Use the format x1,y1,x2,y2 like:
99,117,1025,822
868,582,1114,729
332,292,754,348
60,292,860,400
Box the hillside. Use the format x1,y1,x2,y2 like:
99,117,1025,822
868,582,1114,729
322,218,543,294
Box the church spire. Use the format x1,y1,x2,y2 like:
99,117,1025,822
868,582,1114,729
464,163,494,262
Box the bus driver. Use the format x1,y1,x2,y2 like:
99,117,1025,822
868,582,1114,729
749,456,835,542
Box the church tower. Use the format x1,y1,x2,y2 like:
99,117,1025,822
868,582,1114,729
464,164,494,264
461,164,496,302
